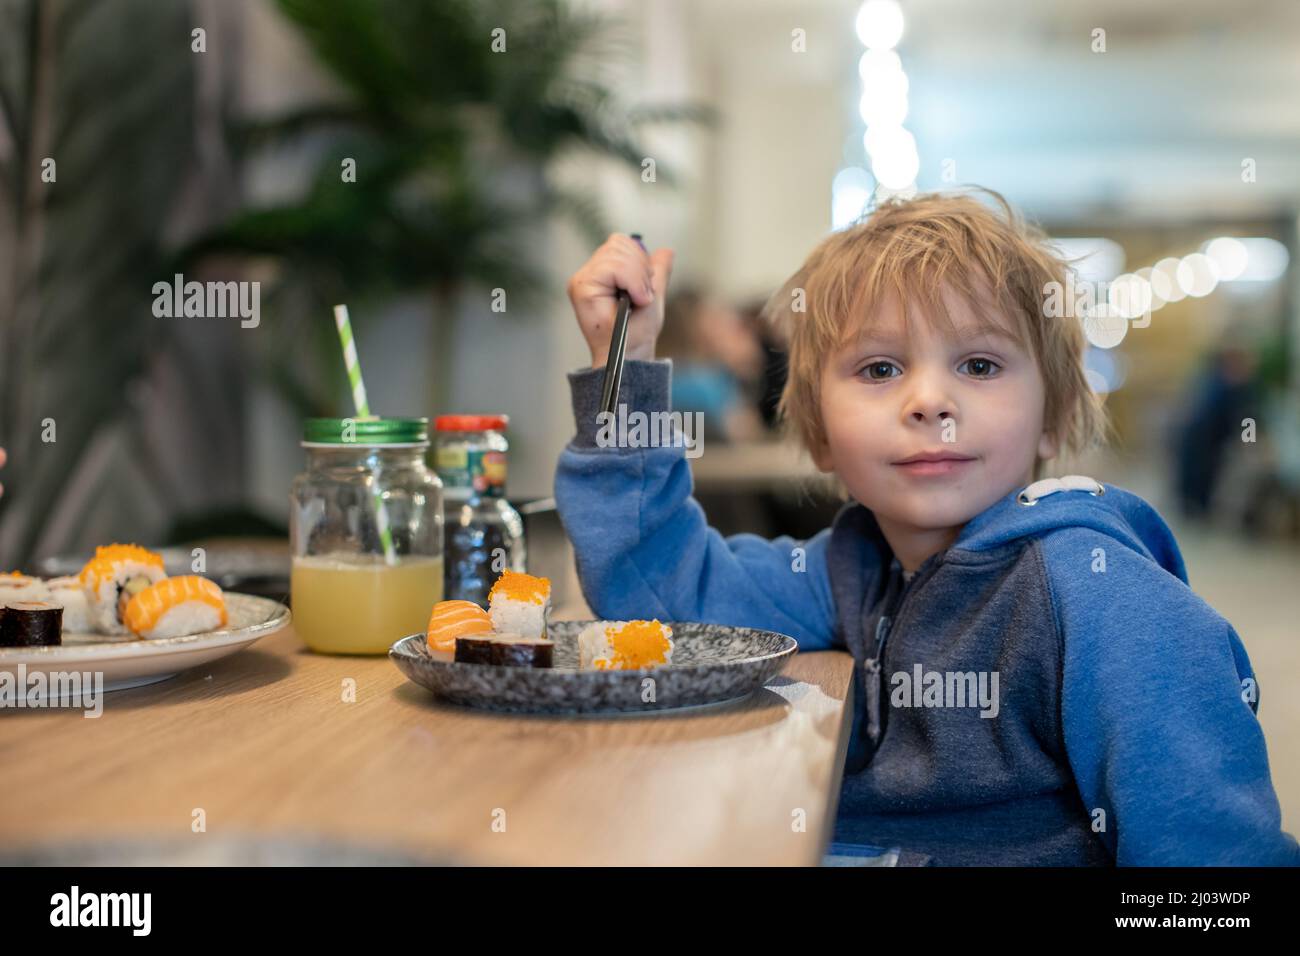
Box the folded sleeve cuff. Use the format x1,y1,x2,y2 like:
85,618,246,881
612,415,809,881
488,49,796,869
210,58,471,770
568,359,673,448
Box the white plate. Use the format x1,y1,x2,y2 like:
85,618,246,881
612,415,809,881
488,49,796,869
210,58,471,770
0,592,290,696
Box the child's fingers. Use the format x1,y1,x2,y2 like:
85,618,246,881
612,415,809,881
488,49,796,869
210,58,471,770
569,270,654,311
607,233,648,259
574,250,655,307
649,248,675,302
602,234,655,292
605,240,655,290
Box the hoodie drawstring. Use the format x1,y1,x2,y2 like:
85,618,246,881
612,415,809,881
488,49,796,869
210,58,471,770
1017,474,1106,506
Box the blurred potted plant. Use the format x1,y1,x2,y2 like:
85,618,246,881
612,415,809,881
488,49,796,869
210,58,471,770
186,0,711,417
0,0,201,565
0,0,708,567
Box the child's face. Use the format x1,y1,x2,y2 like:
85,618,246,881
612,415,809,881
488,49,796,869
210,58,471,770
814,287,1058,537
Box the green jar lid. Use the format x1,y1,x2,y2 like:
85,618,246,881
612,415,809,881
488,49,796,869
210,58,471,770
302,417,429,445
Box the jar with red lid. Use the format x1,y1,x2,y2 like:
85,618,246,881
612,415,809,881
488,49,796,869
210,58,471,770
434,414,525,606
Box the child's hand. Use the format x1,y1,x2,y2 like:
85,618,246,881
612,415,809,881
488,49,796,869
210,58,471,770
567,233,675,368
0,445,6,498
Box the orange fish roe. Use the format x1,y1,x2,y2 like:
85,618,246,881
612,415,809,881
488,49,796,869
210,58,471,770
487,569,550,606
79,544,166,589
593,620,672,670
426,600,493,651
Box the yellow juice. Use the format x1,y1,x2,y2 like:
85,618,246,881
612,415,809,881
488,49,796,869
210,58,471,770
291,553,444,655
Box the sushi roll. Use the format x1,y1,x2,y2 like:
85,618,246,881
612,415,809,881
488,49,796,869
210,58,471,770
123,575,227,640
488,633,554,669
426,600,493,656
45,576,91,633
0,571,52,604
0,601,63,647
451,631,553,668
578,620,674,671
79,544,166,635
486,570,550,641
453,635,496,665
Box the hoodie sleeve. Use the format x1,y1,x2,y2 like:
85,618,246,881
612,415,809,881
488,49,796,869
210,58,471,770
1042,528,1300,866
553,359,838,651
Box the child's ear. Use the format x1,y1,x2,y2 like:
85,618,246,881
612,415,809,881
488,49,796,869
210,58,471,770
1037,428,1060,462
810,435,835,473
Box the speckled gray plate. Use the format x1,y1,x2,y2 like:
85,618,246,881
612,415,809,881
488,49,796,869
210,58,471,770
389,621,798,714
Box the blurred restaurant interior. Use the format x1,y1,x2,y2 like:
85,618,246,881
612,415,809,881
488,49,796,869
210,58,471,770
1,0,1298,847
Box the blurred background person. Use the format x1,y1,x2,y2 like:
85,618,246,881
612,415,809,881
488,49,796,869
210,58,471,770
657,287,767,443
740,296,791,433
1171,344,1260,521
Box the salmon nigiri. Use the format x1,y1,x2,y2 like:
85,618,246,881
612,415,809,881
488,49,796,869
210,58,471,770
124,575,227,640
426,600,492,655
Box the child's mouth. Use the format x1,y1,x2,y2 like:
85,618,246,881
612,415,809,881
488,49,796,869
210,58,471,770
892,454,976,477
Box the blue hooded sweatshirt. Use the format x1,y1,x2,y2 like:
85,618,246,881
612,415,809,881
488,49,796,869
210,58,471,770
555,360,1300,866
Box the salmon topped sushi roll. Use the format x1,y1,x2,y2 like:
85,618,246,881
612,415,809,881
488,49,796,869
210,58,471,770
79,544,166,634
487,570,550,640
426,600,493,654
123,575,227,640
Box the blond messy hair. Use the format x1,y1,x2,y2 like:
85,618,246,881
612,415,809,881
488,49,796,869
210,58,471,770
764,187,1109,483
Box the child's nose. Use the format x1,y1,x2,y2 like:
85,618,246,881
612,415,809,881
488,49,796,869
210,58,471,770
903,377,956,424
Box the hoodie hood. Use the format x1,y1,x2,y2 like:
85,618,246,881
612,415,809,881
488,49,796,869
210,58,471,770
835,478,1189,588
951,480,1189,585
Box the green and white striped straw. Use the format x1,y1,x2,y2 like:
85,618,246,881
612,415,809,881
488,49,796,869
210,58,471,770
333,304,398,566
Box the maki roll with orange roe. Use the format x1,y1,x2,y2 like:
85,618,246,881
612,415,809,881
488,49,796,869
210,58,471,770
486,570,551,640
0,571,52,603
45,576,91,632
578,620,674,670
79,544,166,635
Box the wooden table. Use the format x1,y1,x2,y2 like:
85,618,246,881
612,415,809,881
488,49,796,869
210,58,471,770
0,624,856,866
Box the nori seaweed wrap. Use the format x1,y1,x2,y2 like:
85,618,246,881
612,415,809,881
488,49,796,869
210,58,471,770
489,638,553,668
453,636,495,665
1,601,64,647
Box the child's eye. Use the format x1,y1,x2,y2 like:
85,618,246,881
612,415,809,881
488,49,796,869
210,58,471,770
960,357,1001,378
860,361,901,381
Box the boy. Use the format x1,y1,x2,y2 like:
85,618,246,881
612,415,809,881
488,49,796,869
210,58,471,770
555,190,1299,866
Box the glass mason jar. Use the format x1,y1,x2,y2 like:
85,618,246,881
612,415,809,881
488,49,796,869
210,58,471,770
290,417,443,654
